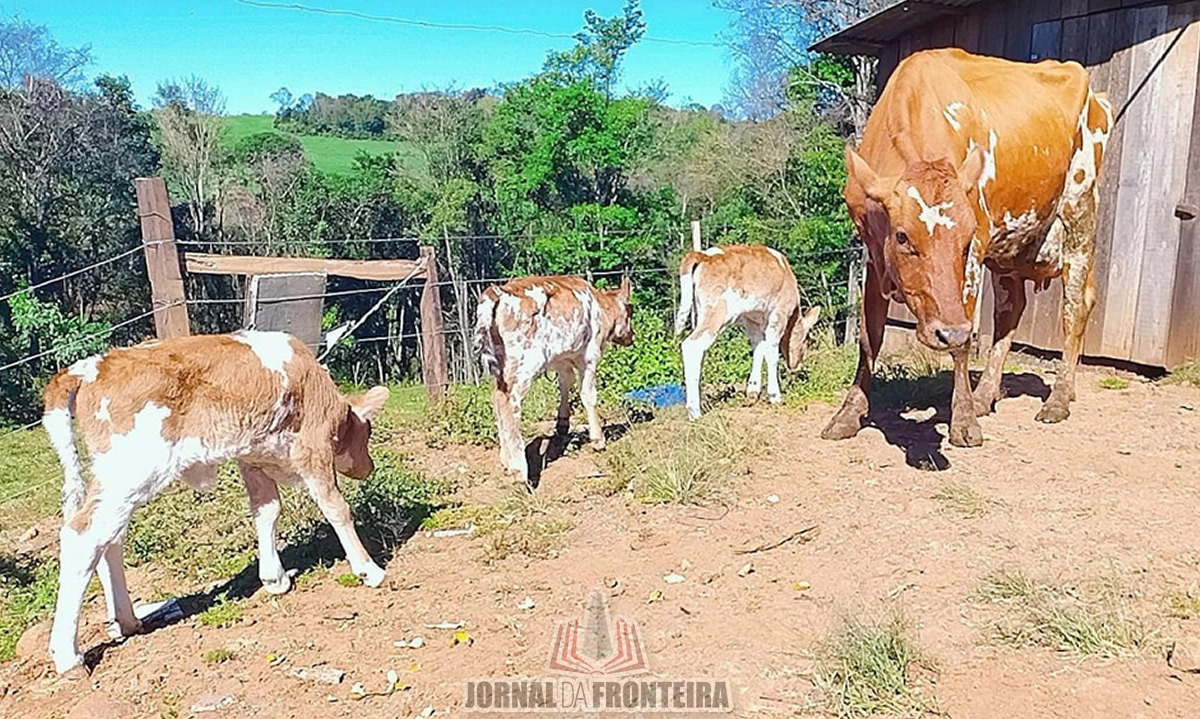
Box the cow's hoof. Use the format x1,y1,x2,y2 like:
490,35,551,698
821,412,862,440
1035,402,1070,424
948,419,984,448
261,573,292,596
105,617,143,640
971,391,996,417
767,393,782,405
359,564,386,588
590,438,606,452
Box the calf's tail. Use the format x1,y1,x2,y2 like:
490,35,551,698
674,251,704,336
42,370,85,519
475,287,503,380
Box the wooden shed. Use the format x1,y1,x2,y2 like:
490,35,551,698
814,0,1200,369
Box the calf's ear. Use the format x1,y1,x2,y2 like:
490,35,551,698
618,275,631,301
349,385,390,422
801,305,821,334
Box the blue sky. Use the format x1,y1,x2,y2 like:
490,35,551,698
12,1,736,114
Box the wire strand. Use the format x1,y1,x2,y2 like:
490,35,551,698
0,242,165,304
0,304,166,375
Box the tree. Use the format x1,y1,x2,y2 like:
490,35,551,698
0,16,92,89
542,0,645,97
269,86,293,112
715,0,887,135
152,76,226,236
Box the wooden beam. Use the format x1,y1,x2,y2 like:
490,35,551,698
418,245,449,402
134,177,191,339
183,253,425,281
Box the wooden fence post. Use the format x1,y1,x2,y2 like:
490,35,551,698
134,177,190,339
691,220,702,252
419,245,449,402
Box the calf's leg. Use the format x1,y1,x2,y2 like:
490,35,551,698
96,542,141,640
301,468,385,587
240,463,290,595
823,265,888,439
743,322,766,402
554,365,575,436
973,273,1027,416
682,306,724,420
578,360,604,449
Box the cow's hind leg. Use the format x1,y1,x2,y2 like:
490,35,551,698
554,365,575,436
743,321,766,403
578,360,604,450
1038,252,1096,423
973,273,1027,416
240,463,290,595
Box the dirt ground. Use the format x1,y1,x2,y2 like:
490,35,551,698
3,362,1200,719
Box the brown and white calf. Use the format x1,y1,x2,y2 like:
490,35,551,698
41,331,389,675
475,275,633,482
674,245,821,419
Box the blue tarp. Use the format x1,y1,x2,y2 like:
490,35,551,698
623,383,686,408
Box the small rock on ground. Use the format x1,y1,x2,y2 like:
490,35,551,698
1168,636,1200,672
190,693,235,713
15,620,51,659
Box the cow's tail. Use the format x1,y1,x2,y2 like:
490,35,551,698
674,252,704,336
42,370,85,519
475,287,503,380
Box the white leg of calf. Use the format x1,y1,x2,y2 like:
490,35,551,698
579,362,604,449
303,473,385,587
97,542,141,640
747,340,767,398
765,341,783,403
241,464,290,595
50,513,120,674
682,333,714,420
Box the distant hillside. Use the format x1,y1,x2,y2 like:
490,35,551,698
221,114,420,175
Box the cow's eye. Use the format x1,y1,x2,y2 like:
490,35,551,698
895,230,910,246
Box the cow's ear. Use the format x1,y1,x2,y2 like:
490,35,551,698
349,385,389,422
959,145,986,192
845,145,893,204
618,275,631,301
801,305,821,334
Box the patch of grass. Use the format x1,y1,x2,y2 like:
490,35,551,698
0,425,63,533
203,647,234,665
1163,360,1200,389
814,612,934,718
1166,591,1200,619
196,593,243,628
603,410,751,505
784,328,859,408
1098,376,1130,390
932,482,994,517
978,569,1157,657
425,379,561,449
336,572,361,587
0,555,58,661
221,115,422,175
423,491,572,563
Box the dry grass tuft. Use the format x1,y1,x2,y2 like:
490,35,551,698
814,611,935,718
932,482,996,517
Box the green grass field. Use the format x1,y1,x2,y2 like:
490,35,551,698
222,114,421,175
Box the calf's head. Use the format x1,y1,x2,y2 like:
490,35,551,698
334,385,390,479
845,145,985,351
604,276,635,347
784,306,822,370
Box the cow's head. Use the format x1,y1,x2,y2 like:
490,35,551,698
605,275,635,347
334,385,390,479
845,145,986,351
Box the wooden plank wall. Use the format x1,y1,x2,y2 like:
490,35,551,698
872,0,1200,368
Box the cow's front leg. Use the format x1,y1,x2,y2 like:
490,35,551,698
948,347,983,447
1038,250,1096,423
301,467,385,587
578,360,604,450
823,266,887,440
240,463,290,595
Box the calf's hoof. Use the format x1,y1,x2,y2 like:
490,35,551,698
358,563,386,588
948,418,984,448
105,617,143,640
1035,401,1070,424
589,437,606,452
261,572,292,596
53,655,87,679
686,406,702,421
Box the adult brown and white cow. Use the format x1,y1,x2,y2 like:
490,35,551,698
41,331,389,675
674,245,821,419
476,275,633,483
823,48,1113,447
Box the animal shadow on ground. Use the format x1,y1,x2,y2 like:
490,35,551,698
865,370,1050,471
523,403,657,489
113,496,441,663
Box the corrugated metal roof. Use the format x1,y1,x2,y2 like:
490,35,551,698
810,0,990,55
